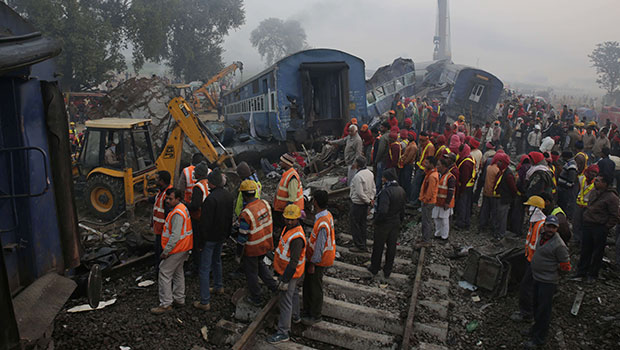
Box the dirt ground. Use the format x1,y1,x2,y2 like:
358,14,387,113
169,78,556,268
54,172,620,350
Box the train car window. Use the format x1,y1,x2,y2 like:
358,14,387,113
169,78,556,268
395,78,404,90
404,72,415,86
469,84,485,103
375,86,385,98
385,81,396,94
270,92,276,111
252,80,259,94
367,91,376,104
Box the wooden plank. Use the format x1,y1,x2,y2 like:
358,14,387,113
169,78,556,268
232,295,279,350
401,246,426,350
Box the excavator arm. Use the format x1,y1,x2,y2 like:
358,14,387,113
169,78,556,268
192,61,243,110
155,97,235,183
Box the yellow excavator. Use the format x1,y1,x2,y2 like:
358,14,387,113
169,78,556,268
191,61,243,111
77,96,236,220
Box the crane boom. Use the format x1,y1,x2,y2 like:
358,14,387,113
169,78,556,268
192,61,243,110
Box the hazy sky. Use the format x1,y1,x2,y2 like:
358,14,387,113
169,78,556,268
222,0,620,95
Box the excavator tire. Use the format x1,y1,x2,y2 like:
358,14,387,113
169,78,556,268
85,174,125,220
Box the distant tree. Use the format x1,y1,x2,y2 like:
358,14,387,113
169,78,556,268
250,18,308,66
126,0,245,82
589,41,620,94
9,0,128,91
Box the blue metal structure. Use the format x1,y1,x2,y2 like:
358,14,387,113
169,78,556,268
221,49,368,142
416,60,504,123
1,3,81,349
365,58,416,117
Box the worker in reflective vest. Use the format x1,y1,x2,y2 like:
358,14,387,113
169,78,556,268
184,162,210,276
302,190,335,325
433,157,456,241
573,165,599,245
411,132,435,207
151,188,193,314
152,170,172,270
268,204,306,344
178,153,206,203
273,153,304,234
454,145,476,229
234,161,262,216
237,180,277,306
511,195,546,322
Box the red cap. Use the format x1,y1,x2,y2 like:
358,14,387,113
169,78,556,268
404,118,413,126
389,131,398,140
528,151,544,165
408,131,416,139
400,129,408,139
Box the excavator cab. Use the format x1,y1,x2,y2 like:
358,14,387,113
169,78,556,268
78,118,158,219
77,97,236,220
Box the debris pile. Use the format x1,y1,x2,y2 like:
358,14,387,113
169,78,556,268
87,77,177,148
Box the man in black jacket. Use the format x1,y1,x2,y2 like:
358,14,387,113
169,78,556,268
368,168,406,278
193,169,234,311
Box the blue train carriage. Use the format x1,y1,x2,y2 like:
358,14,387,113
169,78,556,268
366,57,416,117
221,49,368,143
439,64,503,123
1,3,82,348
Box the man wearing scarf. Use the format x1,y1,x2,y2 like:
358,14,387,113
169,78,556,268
455,144,475,229
525,152,554,199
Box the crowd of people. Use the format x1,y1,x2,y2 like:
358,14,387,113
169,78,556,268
146,93,620,348
334,93,620,348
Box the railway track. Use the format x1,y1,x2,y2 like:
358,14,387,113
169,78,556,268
219,237,453,350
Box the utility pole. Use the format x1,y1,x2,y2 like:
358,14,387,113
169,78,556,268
432,0,452,62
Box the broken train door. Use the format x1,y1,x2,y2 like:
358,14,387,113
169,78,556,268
299,62,350,136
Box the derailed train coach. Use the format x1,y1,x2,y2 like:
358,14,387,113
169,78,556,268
221,49,368,143
365,57,416,117
416,60,504,123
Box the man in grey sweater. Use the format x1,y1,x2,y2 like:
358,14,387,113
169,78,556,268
523,215,571,349
330,124,363,185
349,156,376,252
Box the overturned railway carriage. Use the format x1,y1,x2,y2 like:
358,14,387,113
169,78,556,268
416,61,503,124
366,57,416,117
221,49,368,142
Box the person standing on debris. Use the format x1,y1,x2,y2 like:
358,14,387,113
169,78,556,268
522,215,571,349
540,192,571,244
234,161,261,216
574,174,619,282
178,153,205,203
433,157,455,241
417,157,439,246
359,124,374,161
273,153,304,234
349,156,376,252
268,204,306,344
151,170,173,271
490,151,516,239
329,124,363,185
557,151,579,217
574,141,589,174
572,164,599,246
373,121,391,192
237,180,277,306
400,131,418,199
527,125,542,153
477,155,499,232
386,129,401,170
455,144,475,230
185,162,210,275
369,168,406,277
511,195,546,323
410,131,435,207
194,169,233,312
302,190,335,325
151,188,193,314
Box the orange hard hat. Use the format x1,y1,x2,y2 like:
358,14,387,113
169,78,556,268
361,124,368,131
351,118,358,124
